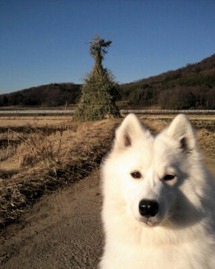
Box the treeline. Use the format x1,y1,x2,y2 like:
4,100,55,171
120,76,215,109
159,86,215,109
0,83,81,107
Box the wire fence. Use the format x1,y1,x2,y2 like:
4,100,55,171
120,109,215,115
0,109,215,116
0,110,75,115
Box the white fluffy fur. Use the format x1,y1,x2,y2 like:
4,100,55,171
99,114,215,269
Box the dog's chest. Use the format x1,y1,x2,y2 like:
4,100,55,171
103,243,214,269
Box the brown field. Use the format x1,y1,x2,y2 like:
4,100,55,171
0,114,215,268
0,115,118,228
0,114,214,229
0,115,72,127
0,114,215,230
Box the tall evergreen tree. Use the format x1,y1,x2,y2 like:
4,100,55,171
74,35,120,121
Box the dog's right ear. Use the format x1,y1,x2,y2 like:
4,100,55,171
113,113,149,151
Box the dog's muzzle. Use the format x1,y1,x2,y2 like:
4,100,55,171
139,199,159,218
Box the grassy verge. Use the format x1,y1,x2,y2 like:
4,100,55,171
0,119,119,230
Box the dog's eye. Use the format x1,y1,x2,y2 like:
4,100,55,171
162,174,175,181
130,171,142,179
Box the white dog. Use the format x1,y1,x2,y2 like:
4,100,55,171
99,114,215,269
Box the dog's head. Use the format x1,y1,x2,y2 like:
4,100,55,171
104,114,204,228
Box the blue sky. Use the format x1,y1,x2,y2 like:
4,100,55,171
0,0,215,94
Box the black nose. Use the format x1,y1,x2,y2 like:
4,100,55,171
139,199,159,217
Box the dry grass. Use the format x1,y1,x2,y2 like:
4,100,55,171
0,118,119,229
141,117,215,157
0,115,214,231
0,115,72,127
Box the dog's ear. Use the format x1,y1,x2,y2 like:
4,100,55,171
113,113,150,151
166,114,197,152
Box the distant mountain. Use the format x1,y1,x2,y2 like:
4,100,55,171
0,54,215,109
0,83,81,107
119,54,215,109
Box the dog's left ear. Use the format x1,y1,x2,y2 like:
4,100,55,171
166,114,197,152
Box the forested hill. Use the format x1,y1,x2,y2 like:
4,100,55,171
0,83,81,107
0,54,215,109
120,53,215,109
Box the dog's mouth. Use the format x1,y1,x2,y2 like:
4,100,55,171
133,211,160,227
140,217,159,227
145,219,156,227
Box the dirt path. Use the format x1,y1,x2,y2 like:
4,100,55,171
0,170,103,269
0,157,215,269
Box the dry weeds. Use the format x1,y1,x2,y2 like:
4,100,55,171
0,119,119,229
0,115,72,128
